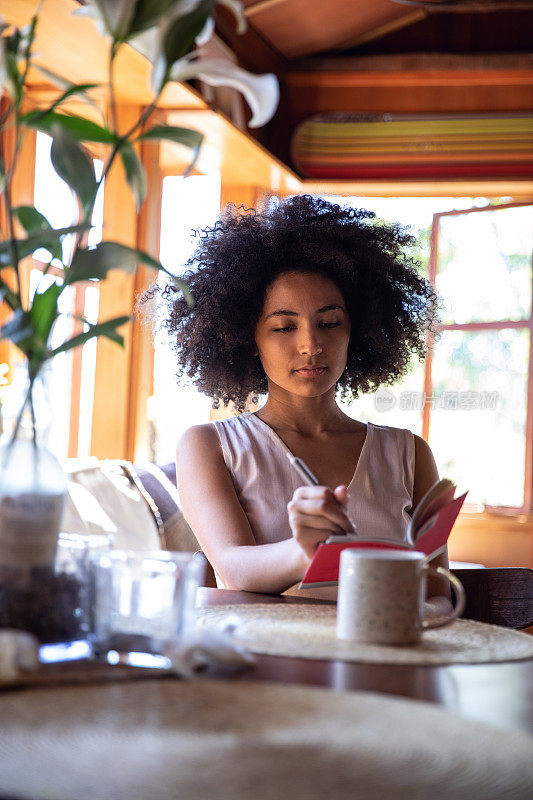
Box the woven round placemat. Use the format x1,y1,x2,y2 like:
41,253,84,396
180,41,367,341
1,680,532,800
196,604,533,665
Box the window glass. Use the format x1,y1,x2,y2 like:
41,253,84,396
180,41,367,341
429,328,529,507
436,205,533,324
324,196,490,441
152,175,221,465
33,133,103,458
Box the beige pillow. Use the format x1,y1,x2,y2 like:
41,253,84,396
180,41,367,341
61,459,162,551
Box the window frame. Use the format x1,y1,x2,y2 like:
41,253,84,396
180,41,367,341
424,200,533,514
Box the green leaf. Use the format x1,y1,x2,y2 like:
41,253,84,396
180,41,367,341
5,49,23,107
23,82,100,118
138,125,202,176
0,279,21,311
23,111,116,143
66,241,173,285
50,316,131,356
30,282,62,344
162,0,215,68
31,65,102,112
138,125,203,150
50,125,97,214
127,0,179,37
0,309,34,344
14,206,51,234
120,143,146,211
173,277,194,308
0,223,91,266
14,206,63,262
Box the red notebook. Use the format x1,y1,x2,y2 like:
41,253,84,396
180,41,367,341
300,479,468,589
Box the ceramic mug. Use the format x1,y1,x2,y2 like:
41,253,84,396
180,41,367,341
336,548,466,645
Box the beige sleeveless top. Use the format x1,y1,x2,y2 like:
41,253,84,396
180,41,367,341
212,412,415,600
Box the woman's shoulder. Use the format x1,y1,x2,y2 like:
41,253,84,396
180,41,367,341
176,422,220,456
210,412,259,440
367,420,413,438
368,422,434,466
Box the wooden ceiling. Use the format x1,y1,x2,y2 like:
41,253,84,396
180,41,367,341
233,0,533,62
215,0,533,184
4,1,533,195
240,0,427,59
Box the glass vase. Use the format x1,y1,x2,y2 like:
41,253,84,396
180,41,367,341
0,362,71,642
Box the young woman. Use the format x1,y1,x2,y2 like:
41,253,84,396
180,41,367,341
157,195,451,615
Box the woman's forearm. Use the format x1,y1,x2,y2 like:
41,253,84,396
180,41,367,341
215,538,307,594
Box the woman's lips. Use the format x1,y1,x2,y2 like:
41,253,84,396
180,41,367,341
294,367,327,377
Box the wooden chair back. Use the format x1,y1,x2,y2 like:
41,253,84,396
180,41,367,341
199,562,533,628
451,568,533,629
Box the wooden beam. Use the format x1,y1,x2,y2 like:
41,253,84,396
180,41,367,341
293,53,533,72
4,0,206,110
286,68,533,89
335,11,426,50
299,179,533,198
0,124,36,382
161,109,300,191
127,139,163,465
236,0,425,60
90,105,140,460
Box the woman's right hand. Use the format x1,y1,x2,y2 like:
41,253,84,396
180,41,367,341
287,485,354,563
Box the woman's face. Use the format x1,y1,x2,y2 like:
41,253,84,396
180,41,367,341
254,271,351,398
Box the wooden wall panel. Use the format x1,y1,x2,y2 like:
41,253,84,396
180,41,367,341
0,126,36,382
90,105,140,460
127,140,162,465
449,513,533,568
286,70,533,127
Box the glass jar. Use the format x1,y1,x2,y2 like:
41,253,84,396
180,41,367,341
0,362,69,642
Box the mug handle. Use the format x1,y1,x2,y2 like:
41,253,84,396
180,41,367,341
421,565,466,630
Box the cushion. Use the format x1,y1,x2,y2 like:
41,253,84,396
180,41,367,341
61,459,162,551
134,462,200,553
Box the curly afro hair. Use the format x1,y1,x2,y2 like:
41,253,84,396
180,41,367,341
147,194,439,411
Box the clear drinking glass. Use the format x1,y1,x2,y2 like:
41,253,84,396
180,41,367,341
91,550,205,657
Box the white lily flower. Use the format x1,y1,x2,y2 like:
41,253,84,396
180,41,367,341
218,0,247,35
74,0,138,41
170,57,279,128
195,16,215,48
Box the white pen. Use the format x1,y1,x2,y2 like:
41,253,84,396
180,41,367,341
286,452,357,535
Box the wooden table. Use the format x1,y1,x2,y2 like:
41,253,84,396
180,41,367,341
196,588,533,735
8,587,533,736
3,588,533,800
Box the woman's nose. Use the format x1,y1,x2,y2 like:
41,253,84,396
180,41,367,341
298,328,322,356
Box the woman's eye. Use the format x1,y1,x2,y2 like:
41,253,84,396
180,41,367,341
319,321,341,328
273,326,295,333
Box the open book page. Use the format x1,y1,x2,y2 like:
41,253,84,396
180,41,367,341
300,479,468,589
300,540,412,589
413,490,468,556
408,478,456,544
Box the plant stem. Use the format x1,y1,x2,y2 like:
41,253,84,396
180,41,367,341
29,380,37,448
9,369,34,447
4,150,21,303
108,42,118,133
